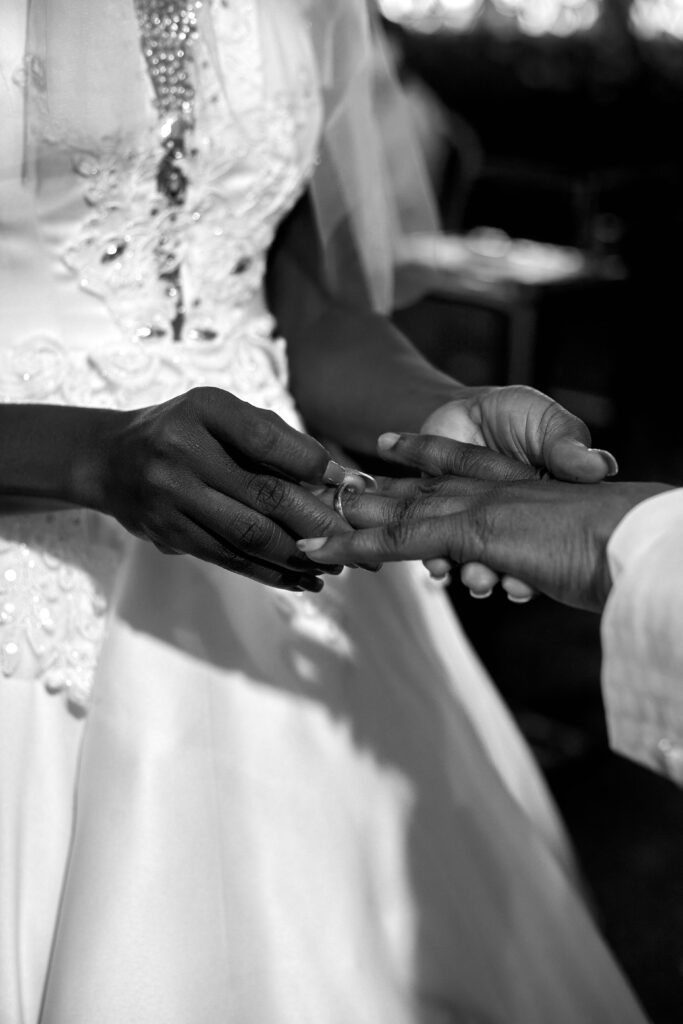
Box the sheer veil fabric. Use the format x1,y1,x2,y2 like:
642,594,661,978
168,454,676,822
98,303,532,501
25,0,438,313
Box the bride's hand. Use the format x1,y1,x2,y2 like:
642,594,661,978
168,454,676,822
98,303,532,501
86,386,350,590
407,386,619,599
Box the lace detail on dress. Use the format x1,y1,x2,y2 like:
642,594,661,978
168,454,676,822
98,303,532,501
58,0,318,352
0,325,297,415
0,509,125,708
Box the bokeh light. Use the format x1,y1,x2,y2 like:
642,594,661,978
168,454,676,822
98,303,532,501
378,0,484,32
379,0,600,35
630,0,683,39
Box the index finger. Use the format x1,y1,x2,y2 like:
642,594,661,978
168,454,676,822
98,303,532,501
377,433,541,482
201,390,346,487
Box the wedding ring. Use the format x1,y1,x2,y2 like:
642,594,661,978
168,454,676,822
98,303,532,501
341,469,378,493
333,482,354,524
333,470,378,524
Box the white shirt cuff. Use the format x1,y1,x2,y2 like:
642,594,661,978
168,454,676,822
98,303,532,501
602,488,683,783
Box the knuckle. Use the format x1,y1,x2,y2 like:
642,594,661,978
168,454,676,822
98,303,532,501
396,496,418,521
184,386,235,431
158,418,189,456
141,456,173,496
384,517,415,550
231,511,279,555
416,476,444,498
185,385,222,413
250,475,289,514
248,410,280,457
470,506,495,559
238,517,269,551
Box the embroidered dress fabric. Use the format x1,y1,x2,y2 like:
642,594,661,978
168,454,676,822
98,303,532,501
0,3,648,1022
24,0,438,313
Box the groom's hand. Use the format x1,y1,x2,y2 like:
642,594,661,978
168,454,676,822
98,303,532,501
382,389,618,597
418,386,619,483
373,430,543,596
298,477,669,613
374,432,542,483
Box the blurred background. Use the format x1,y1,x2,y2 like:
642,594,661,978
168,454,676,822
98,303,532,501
375,2,683,1020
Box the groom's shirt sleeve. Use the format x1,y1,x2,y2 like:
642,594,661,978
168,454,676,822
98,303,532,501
601,488,683,784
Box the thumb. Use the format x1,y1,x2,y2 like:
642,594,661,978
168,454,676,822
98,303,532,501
535,404,619,482
546,435,619,483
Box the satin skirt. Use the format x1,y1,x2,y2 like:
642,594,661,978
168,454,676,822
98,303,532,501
0,521,648,1024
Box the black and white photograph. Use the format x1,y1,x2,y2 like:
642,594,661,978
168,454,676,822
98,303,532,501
1,1,683,1021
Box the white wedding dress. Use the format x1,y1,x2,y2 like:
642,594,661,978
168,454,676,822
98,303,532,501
0,3,648,1023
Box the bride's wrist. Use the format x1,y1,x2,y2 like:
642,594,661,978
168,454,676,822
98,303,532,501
65,408,130,513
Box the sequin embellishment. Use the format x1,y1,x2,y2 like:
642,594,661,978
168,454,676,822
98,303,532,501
134,0,204,336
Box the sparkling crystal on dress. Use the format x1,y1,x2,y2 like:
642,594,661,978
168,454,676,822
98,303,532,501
133,0,204,336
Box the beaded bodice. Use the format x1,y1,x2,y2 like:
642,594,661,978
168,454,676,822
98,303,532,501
1,0,321,410
0,0,323,705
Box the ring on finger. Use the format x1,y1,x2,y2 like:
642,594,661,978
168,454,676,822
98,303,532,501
333,481,356,524
341,469,378,493
333,470,378,524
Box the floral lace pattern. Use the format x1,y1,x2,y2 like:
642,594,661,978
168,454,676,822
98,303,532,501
0,510,126,709
59,0,318,349
1,0,323,706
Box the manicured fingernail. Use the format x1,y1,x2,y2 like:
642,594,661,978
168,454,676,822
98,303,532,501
323,461,346,486
377,432,401,452
428,573,451,587
588,448,619,477
297,537,328,553
297,576,324,593
469,588,493,600
507,593,533,604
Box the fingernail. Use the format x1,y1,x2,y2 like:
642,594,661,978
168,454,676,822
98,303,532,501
377,432,401,452
310,486,330,497
469,588,493,600
296,537,328,553
323,461,346,486
342,470,378,493
507,593,533,604
588,448,619,477
297,576,324,593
